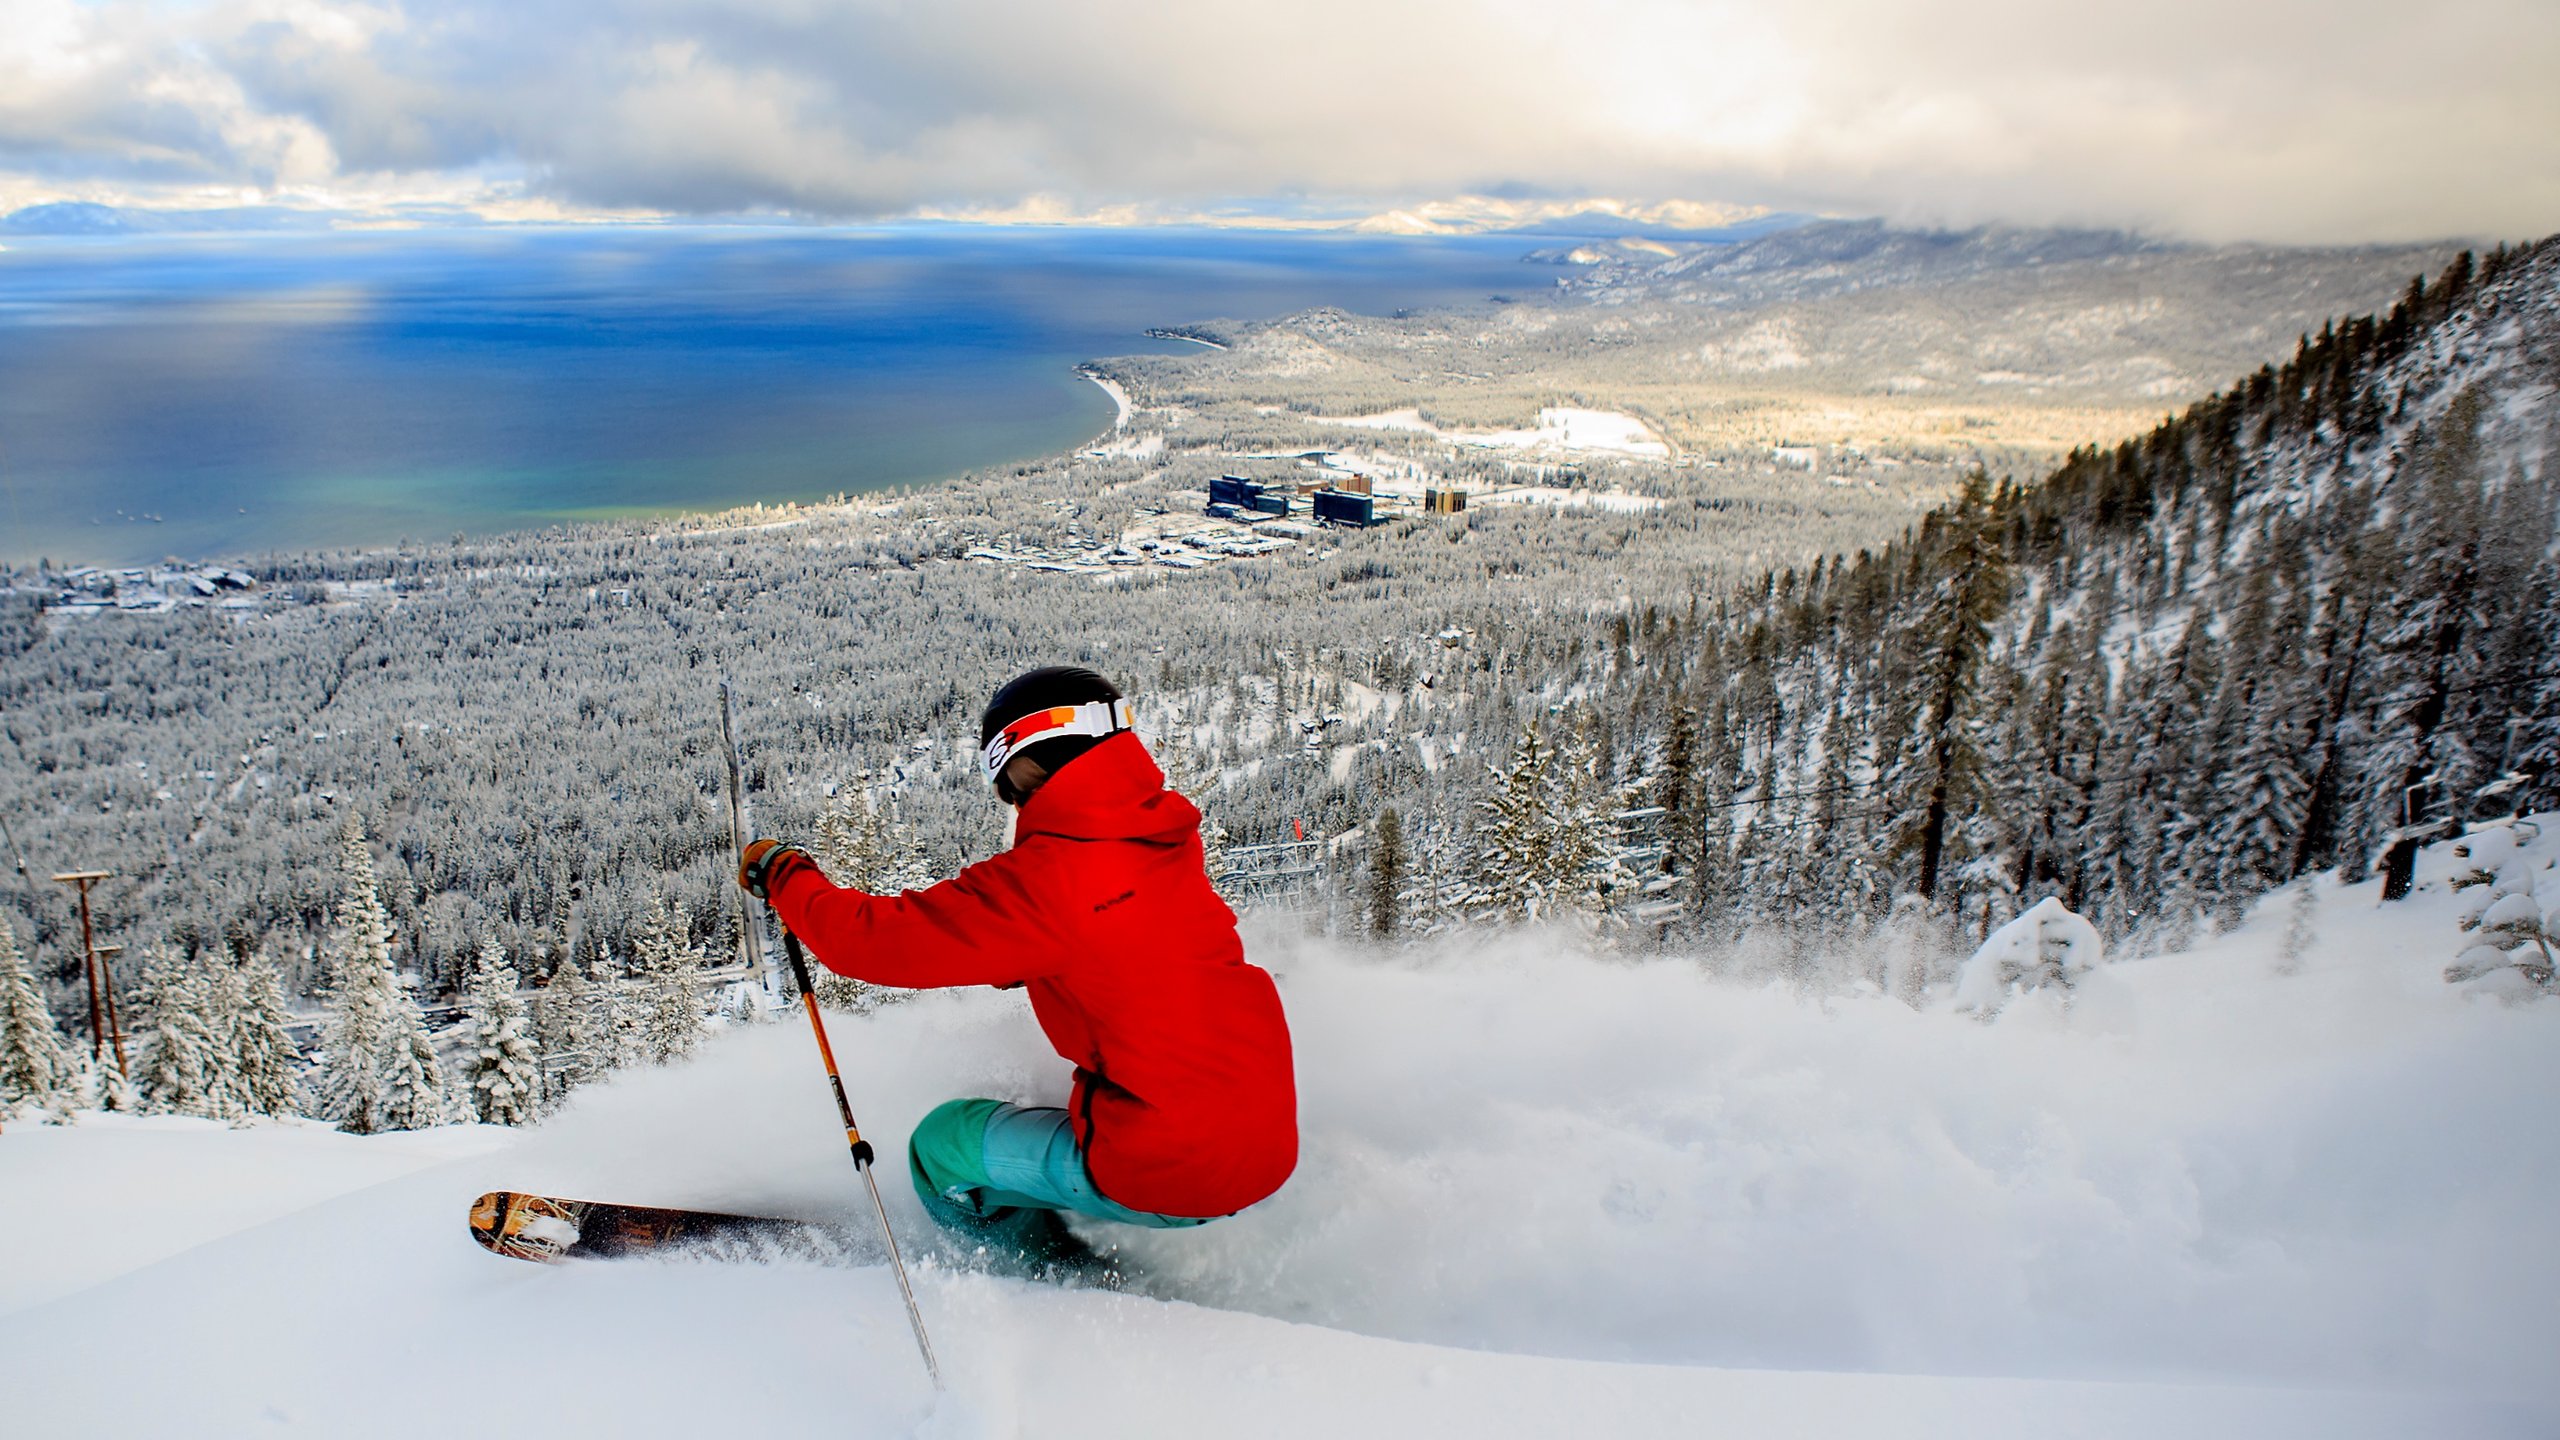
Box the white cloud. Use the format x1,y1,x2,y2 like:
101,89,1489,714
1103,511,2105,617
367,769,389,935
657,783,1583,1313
0,0,2553,243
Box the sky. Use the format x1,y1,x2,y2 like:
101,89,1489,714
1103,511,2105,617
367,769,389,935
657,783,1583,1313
1,0,2555,244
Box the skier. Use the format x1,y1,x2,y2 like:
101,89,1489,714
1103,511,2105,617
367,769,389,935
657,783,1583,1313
738,666,1297,1267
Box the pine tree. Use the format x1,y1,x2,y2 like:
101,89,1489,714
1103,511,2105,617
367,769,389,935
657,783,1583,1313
2360,394,2493,901
532,947,597,1108
632,891,704,1066
80,1049,136,1113
375,1005,449,1131
0,914,76,1117
1155,732,1237,886
1370,806,1405,939
1682,701,1741,930
1468,720,1608,921
318,822,446,1133
461,941,539,1125
1469,727,1555,919
1655,704,1697,874
1560,716,1635,918
1872,473,2013,908
812,781,927,893
1796,701,1866,939
595,956,646,1072
2497,533,2560,816
809,782,927,1012
133,947,240,1120
2210,570,2314,925
229,949,302,1117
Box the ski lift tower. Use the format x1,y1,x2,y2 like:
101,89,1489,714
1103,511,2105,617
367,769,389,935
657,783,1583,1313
1216,841,1327,914
718,681,789,1007
51,870,130,1078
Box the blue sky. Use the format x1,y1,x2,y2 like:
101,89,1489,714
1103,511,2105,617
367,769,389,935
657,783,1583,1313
3,0,2554,243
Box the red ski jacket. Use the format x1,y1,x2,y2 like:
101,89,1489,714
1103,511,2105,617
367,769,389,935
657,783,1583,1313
770,732,1297,1218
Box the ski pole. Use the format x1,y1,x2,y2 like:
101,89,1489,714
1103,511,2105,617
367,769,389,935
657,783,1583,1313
718,683,939,1388
776,921,941,1388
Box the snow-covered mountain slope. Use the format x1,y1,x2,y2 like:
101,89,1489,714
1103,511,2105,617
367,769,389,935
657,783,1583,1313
4,822,2555,1437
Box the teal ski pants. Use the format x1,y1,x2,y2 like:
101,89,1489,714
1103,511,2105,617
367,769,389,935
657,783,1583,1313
907,1098,1213,1236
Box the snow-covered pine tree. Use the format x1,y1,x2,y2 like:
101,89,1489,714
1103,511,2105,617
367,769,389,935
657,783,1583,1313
808,781,929,1012
202,960,259,1122
318,821,446,1133
461,941,539,1125
2290,509,2393,883
531,947,597,1108
1795,699,1869,943
1560,716,1633,920
1469,727,1554,921
229,949,302,1117
2447,821,2556,996
1654,704,1697,876
1370,806,1405,939
594,955,646,1072
2081,630,2186,939
2355,393,2494,902
1468,719,1611,923
812,780,928,893
80,1048,136,1113
2210,563,2315,926
0,914,76,1118
1876,471,2011,909
375,1003,449,1131
1681,699,1741,931
632,891,704,1066
2510,555,2560,817
132,947,240,1120
2148,614,2225,936
1157,737,1234,886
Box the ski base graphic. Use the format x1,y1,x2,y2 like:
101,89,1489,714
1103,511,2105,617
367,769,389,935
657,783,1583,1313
469,1190,847,1263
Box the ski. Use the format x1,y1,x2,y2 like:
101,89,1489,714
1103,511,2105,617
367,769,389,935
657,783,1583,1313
468,1190,854,1264
468,1189,1138,1289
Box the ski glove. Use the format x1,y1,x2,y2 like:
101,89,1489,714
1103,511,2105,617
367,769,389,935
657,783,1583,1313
738,839,819,900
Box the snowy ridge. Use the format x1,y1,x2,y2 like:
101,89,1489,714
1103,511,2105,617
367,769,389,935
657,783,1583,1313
3,820,2554,1436
1525,239,2560,954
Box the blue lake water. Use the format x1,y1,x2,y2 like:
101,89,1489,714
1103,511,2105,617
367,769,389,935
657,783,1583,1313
0,226,1564,568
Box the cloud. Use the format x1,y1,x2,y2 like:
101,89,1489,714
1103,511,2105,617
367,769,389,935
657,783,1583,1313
0,0,2553,243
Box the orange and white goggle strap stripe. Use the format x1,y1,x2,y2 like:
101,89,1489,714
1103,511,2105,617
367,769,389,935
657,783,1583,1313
982,698,1135,782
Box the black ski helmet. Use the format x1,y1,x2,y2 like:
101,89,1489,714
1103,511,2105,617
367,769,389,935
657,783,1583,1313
980,665,1127,803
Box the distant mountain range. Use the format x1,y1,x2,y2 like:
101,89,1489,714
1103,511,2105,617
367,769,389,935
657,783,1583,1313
0,202,349,236
0,196,1813,243
1342,197,1811,241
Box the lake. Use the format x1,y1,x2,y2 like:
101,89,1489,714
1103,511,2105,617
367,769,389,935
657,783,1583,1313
0,225,1563,568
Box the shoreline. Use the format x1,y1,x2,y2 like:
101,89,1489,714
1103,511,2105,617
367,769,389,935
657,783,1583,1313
1080,366,1133,432
1143,326,1229,351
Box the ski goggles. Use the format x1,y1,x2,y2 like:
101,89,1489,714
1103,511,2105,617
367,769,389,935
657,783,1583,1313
981,698,1135,783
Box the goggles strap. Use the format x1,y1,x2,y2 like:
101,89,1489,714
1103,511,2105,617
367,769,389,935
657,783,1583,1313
982,698,1134,783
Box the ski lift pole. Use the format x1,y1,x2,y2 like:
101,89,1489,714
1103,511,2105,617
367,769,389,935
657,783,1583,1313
717,682,783,1002
777,921,941,1388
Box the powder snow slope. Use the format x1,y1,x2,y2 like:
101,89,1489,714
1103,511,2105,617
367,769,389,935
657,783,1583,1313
2,822,2554,1437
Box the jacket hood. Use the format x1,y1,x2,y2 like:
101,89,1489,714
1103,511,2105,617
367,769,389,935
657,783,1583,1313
1016,731,1201,843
